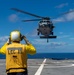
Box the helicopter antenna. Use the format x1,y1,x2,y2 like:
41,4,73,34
58,10,74,16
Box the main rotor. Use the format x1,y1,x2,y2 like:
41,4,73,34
11,8,50,22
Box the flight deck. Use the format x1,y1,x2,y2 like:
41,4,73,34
0,59,74,75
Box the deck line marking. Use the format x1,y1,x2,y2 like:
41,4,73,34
45,64,74,68
34,59,46,75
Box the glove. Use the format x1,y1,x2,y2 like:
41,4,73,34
23,35,30,44
7,37,11,44
21,35,24,41
21,35,27,41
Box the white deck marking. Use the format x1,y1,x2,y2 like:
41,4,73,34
34,59,46,75
45,64,74,68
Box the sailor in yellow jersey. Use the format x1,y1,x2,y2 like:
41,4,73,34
0,30,36,75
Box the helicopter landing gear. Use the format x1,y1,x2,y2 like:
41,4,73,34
51,32,53,35
47,38,49,43
37,29,39,31
37,32,40,35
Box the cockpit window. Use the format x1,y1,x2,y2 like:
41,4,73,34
39,22,47,25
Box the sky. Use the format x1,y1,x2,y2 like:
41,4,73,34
0,0,74,53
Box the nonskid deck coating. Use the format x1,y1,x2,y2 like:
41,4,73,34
0,59,74,75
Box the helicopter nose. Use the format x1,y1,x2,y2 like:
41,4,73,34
44,29,46,30
45,32,47,34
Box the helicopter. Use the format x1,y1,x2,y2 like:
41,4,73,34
10,8,58,42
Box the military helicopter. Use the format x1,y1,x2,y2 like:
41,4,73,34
11,8,57,42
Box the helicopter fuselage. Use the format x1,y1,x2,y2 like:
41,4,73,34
37,19,54,36
11,8,57,42
38,25,52,35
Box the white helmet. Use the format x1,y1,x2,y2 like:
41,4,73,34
10,30,21,42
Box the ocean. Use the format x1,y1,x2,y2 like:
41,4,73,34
0,53,74,60
28,53,74,59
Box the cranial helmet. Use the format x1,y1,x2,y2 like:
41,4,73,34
10,30,21,42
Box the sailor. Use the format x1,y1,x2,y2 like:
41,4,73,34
0,30,36,75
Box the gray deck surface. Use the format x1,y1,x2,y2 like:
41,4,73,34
0,59,74,75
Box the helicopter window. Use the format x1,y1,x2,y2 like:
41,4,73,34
39,20,52,27
42,22,47,25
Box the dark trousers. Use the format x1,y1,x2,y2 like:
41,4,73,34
7,72,28,75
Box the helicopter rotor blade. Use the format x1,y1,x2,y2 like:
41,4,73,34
58,10,74,17
11,8,44,18
22,19,41,22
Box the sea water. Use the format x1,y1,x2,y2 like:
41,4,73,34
0,53,74,59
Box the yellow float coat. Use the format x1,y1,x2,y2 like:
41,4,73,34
0,42,36,73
